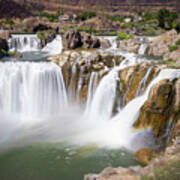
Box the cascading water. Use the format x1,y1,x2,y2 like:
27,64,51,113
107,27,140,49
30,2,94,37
138,38,148,55
0,62,67,118
136,66,153,96
8,34,63,55
79,68,180,149
9,34,42,52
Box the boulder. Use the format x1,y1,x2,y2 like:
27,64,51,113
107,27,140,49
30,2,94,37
63,30,103,50
100,38,111,49
63,30,83,49
117,38,140,53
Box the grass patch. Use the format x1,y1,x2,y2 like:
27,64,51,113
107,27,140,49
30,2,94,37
141,160,180,180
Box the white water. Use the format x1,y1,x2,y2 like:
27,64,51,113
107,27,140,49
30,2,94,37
138,38,148,55
0,62,67,119
42,35,63,55
77,68,180,149
9,34,41,52
8,34,63,55
86,72,99,108
136,66,153,96
1,34,180,151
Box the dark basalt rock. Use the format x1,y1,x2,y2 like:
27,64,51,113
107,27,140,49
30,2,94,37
0,38,9,59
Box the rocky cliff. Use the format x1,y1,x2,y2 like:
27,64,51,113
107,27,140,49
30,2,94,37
0,0,179,18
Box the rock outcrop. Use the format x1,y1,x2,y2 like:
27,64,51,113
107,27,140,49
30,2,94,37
117,38,141,53
146,30,180,62
134,76,180,147
63,30,109,50
0,38,9,59
0,30,10,40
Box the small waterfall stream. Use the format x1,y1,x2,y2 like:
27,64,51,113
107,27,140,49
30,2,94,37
138,38,148,55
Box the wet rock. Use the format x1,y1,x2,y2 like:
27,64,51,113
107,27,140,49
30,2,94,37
134,78,180,146
135,149,157,164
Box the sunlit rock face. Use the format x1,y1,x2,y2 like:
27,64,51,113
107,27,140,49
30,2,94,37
146,30,180,62
134,73,180,147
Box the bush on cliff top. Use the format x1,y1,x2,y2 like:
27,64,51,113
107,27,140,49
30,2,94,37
117,32,133,40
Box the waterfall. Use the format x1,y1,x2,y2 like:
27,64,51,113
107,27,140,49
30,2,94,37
86,72,99,108
103,36,117,49
8,34,63,55
9,34,42,52
138,38,148,55
41,35,63,55
136,66,153,96
81,67,180,149
85,67,119,121
0,62,67,118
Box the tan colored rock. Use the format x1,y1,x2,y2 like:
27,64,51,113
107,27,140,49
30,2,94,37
134,78,180,145
135,149,157,165
117,38,140,53
0,30,10,40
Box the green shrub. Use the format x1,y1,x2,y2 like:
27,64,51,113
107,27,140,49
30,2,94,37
63,26,70,32
48,16,55,22
121,22,135,28
7,20,15,26
141,160,180,180
175,39,180,46
37,32,45,40
169,45,178,52
73,26,99,34
143,11,156,21
157,9,178,29
117,32,133,40
78,12,96,21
